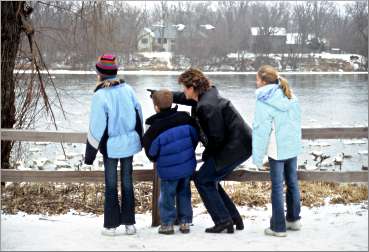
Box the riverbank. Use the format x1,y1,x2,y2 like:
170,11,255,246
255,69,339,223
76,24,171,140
13,69,369,75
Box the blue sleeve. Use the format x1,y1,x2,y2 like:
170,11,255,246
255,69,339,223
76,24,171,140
252,102,272,168
148,137,160,161
85,93,107,165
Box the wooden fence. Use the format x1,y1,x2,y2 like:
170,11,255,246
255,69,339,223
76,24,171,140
1,127,368,226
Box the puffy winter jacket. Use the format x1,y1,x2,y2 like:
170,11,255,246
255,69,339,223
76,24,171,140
143,107,199,180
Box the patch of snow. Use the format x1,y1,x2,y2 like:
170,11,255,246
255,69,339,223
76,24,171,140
200,24,215,30
1,203,367,251
138,52,173,69
143,28,155,38
343,139,367,145
172,24,186,31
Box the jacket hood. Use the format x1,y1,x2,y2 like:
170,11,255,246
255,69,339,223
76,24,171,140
255,84,294,112
145,105,179,125
94,77,125,92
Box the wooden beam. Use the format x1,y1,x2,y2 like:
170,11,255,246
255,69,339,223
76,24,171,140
225,170,368,183
0,169,154,183
0,129,87,143
302,127,368,139
1,169,367,183
1,127,368,143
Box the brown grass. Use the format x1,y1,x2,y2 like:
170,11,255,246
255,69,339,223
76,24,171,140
1,181,367,216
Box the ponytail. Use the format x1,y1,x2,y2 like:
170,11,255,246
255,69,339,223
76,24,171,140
257,65,293,99
279,77,292,99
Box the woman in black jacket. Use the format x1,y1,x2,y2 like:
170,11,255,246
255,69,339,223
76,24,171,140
171,68,253,233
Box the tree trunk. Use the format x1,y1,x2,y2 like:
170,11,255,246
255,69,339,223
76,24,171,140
1,2,25,169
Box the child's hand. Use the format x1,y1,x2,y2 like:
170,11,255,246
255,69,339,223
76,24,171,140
146,89,157,98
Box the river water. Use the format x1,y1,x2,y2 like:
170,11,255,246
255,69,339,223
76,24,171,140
14,73,368,171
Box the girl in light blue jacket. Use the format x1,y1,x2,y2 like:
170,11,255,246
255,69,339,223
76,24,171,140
84,54,143,236
252,65,302,237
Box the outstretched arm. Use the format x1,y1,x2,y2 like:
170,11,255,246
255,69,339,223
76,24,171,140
172,91,197,106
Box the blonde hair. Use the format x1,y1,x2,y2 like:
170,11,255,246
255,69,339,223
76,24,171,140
257,65,292,99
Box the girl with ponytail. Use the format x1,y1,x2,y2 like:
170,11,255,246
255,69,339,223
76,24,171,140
252,65,302,237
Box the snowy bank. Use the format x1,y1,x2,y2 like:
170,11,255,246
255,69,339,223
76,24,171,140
1,203,367,251
13,69,369,75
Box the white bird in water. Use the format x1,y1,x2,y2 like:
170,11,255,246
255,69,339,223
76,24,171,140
200,24,215,30
333,152,344,171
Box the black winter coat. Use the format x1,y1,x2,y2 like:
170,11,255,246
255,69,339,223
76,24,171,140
173,86,252,171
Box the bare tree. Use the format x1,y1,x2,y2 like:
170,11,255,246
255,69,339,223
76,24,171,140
250,2,290,56
11,1,367,72
1,2,64,169
346,1,368,67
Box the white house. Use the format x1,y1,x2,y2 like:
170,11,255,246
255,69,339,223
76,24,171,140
138,22,179,52
137,28,156,52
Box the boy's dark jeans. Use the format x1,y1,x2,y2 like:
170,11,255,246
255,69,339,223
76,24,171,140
269,157,301,232
159,177,193,225
103,156,135,228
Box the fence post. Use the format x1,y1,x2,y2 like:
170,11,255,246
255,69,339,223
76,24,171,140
151,163,160,227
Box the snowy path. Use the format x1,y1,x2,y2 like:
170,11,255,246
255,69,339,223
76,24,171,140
1,203,367,251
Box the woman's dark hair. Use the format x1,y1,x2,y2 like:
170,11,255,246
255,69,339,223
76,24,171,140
178,68,211,95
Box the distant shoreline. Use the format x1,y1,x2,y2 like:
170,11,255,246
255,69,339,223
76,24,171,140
13,69,369,75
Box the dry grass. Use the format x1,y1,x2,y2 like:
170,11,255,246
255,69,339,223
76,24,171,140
1,181,367,216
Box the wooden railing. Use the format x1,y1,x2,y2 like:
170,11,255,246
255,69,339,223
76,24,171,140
1,127,368,226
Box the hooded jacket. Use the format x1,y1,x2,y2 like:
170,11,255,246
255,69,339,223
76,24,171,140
142,107,199,180
252,84,302,167
84,78,143,164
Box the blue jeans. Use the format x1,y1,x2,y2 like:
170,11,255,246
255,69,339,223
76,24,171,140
194,157,247,225
159,177,193,225
103,156,135,228
269,157,301,232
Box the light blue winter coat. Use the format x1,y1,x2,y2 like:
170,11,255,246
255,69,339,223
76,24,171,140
252,84,302,167
86,81,143,160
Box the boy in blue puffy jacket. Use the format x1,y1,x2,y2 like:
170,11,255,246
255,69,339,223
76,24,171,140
143,89,199,235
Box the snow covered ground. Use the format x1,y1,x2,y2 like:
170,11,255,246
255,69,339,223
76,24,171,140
1,202,367,251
